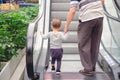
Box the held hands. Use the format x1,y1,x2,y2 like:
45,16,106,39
64,26,69,33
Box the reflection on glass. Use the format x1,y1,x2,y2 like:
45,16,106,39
102,0,120,64
108,18,120,47
102,17,120,64
108,18,120,63
104,0,118,18
33,29,42,72
115,0,120,10
33,30,37,72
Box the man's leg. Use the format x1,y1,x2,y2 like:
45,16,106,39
91,18,103,71
77,20,98,72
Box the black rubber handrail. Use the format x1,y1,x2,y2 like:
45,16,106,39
26,23,35,79
26,0,45,79
26,13,43,80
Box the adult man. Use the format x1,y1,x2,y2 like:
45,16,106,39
64,0,104,76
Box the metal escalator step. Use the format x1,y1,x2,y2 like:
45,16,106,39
51,3,79,11
62,43,79,54
51,3,70,11
60,21,78,31
51,11,79,21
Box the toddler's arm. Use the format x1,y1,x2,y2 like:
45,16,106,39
61,32,69,40
40,31,50,39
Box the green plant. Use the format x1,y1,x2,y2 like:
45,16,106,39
0,5,39,61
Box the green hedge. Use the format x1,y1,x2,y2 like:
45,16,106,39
0,5,39,61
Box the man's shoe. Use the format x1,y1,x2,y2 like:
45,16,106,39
79,70,94,76
92,67,96,72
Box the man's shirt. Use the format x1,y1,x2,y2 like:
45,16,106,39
70,0,104,22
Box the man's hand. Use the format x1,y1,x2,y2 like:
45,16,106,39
64,26,69,33
101,0,104,5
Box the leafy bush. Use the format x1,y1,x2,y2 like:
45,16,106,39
0,5,39,61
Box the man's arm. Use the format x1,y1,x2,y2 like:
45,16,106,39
61,32,69,40
101,0,104,5
64,6,77,33
64,0,79,33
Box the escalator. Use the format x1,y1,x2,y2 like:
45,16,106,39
25,0,120,80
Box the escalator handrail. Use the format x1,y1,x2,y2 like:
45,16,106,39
26,0,45,79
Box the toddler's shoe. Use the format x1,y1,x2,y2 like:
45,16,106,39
56,70,61,75
51,66,55,72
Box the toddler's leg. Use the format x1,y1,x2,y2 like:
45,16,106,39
51,58,55,71
56,58,62,72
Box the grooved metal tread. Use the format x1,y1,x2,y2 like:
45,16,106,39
51,3,79,11
62,43,79,54
51,11,79,21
